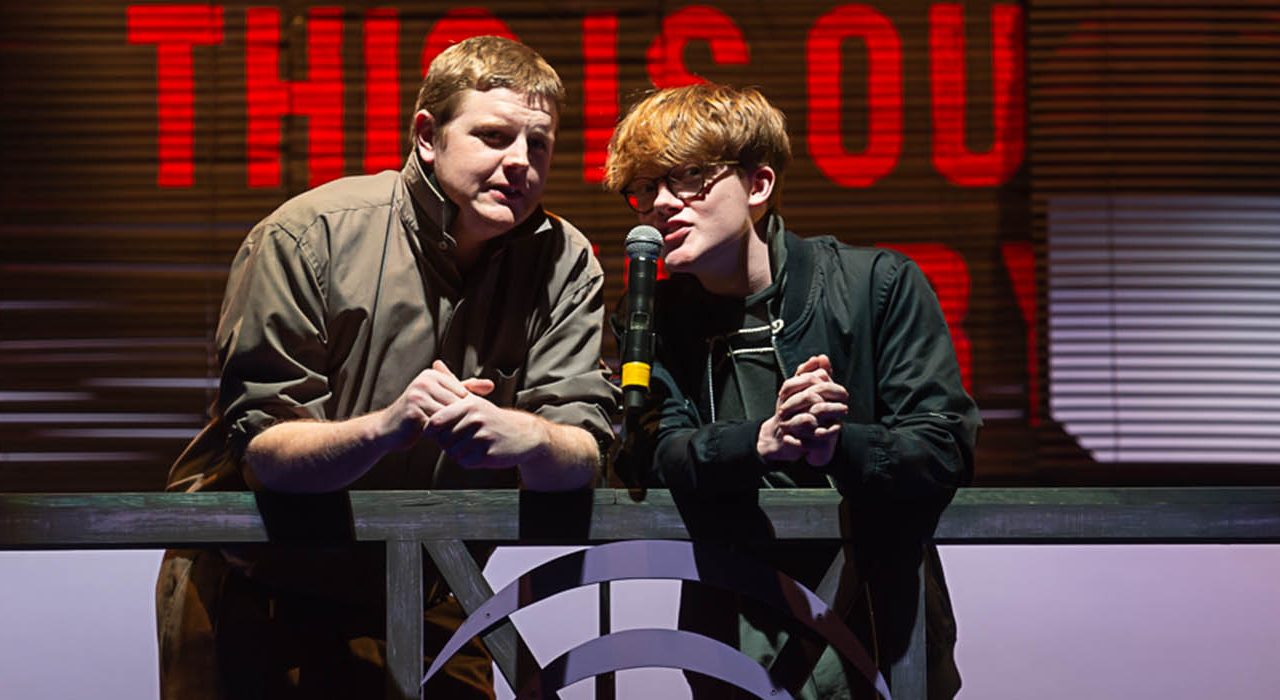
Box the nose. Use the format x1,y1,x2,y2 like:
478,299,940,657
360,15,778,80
651,180,684,212
503,136,530,171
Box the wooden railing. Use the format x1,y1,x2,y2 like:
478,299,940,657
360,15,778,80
3,487,1280,699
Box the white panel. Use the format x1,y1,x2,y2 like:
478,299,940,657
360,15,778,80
1048,196,1280,464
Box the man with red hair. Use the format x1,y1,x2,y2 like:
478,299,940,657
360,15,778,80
606,83,979,699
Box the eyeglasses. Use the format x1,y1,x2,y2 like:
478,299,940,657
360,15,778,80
620,161,740,214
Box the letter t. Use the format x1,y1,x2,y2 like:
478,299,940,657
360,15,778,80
126,4,224,188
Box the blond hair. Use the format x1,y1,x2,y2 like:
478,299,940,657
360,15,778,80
603,84,792,197
412,36,564,131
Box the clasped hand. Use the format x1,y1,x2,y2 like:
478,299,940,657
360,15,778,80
381,360,543,469
756,354,849,467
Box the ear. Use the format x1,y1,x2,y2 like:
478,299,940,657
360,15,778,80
413,110,437,165
746,165,776,208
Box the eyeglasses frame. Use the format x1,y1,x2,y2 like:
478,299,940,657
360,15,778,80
619,160,742,214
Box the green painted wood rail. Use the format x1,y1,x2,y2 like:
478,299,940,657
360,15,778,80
4,487,1279,699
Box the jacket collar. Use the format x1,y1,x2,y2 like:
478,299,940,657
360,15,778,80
657,211,816,336
398,153,550,255
772,213,816,328
400,152,456,250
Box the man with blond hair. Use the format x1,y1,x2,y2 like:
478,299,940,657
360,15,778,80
606,84,979,698
156,36,618,698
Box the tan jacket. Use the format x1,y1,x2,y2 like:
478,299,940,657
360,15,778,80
168,154,618,494
157,156,618,698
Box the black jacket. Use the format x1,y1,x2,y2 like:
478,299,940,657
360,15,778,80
635,224,978,503
618,217,980,697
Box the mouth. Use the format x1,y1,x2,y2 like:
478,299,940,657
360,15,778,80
489,185,524,204
661,223,691,248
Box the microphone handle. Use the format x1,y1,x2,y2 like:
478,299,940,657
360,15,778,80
622,253,658,412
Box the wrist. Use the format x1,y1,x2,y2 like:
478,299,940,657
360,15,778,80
526,412,554,465
803,425,843,469
502,408,552,466
756,416,781,462
367,405,407,454
516,416,598,491
804,450,834,469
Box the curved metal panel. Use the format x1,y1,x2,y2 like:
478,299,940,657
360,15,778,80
422,539,888,697
515,628,793,700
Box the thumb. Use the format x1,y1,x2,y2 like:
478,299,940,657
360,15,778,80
795,354,830,376
814,354,833,372
462,378,495,396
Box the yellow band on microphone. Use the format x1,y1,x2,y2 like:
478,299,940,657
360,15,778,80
621,362,651,389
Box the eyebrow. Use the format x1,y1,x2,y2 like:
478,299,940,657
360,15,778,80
471,117,555,136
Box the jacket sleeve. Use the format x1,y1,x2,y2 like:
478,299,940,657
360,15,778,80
514,246,620,452
216,222,332,463
615,280,775,493
645,368,762,491
831,257,980,508
619,351,767,492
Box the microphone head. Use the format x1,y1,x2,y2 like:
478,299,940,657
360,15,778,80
625,225,663,259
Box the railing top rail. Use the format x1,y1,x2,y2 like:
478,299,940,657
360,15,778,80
3,487,1280,549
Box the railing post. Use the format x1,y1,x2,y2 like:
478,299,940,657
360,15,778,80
386,540,423,700
422,539,521,688
889,559,928,700
597,580,615,699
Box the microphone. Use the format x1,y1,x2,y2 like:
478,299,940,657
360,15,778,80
621,225,663,412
